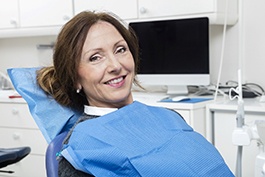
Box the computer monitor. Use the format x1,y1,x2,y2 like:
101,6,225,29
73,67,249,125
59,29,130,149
129,17,210,95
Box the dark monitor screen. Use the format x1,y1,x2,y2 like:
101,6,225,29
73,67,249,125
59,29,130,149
129,17,209,75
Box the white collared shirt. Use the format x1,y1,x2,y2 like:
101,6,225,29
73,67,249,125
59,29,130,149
84,105,118,116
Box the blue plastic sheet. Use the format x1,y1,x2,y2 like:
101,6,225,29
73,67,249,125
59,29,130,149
62,101,234,177
7,67,81,143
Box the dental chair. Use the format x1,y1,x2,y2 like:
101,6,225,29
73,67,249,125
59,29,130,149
0,146,31,174
46,131,68,177
7,67,236,177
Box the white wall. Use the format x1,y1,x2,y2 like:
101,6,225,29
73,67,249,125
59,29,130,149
0,0,265,91
210,0,265,90
209,24,239,86
244,0,265,89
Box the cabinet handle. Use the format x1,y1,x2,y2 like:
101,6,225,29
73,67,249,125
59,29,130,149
13,132,21,140
139,7,147,14
10,19,17,27
36,43,55,50
12,108,19,115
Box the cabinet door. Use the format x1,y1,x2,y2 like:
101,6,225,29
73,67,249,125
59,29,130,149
1,103,38,129
138,0,214,19
0,0,19,29
20,0,73,27
214,112,264,177
74,0,138,20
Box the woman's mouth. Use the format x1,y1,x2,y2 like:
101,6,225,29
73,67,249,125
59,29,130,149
105,76,126,87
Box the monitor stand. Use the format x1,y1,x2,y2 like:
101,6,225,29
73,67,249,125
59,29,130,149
166,85,188,96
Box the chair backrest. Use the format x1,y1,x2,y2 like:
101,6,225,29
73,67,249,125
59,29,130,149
45,132,68,177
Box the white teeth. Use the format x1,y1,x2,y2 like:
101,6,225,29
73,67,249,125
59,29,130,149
107,77,123,84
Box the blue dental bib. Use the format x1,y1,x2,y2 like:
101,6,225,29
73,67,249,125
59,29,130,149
61,101,234,177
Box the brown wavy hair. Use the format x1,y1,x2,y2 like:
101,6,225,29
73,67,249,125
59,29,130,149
37,11,140,111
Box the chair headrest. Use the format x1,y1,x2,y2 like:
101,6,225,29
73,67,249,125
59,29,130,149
7,67,81,143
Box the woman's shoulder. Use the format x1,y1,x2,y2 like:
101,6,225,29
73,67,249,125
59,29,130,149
58,157,94,177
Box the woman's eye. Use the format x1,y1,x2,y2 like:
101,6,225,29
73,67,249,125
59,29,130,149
89,55,101,62
116,46,126,54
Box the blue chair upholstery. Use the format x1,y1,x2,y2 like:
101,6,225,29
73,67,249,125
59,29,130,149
0,146,31,173
46,132,68,177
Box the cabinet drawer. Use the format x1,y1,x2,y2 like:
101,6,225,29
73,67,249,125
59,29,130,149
138,0,214,19
0,0,19,29
0,103,38,129
0,154,46,177
74,0,138,20
20,0,73,28
0,128,47,155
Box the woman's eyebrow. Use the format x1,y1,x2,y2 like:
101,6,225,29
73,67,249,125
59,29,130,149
82,47,102,58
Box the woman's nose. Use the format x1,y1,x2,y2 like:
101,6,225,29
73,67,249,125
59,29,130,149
107,55,122,73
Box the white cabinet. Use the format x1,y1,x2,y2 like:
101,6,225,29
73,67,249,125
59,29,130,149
74,0,138,20
0,0,238,38
19,0,73,28
206,99,265,177
74,0,238,25
0,0,19,29
138,0,214,18
0,100,47,177
0,0,73,37
138,0,238,24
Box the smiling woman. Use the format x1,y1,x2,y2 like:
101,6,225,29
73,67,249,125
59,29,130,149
35,11,234,177
76,21,135,108
37,11,141,111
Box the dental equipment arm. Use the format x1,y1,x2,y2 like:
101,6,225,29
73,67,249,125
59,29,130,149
230,70,245,177
231,70,265,177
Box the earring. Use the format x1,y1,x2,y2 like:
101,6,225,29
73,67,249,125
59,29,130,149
76,89,81,93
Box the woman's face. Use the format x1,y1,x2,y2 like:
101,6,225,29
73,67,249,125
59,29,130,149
77,21,135,108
